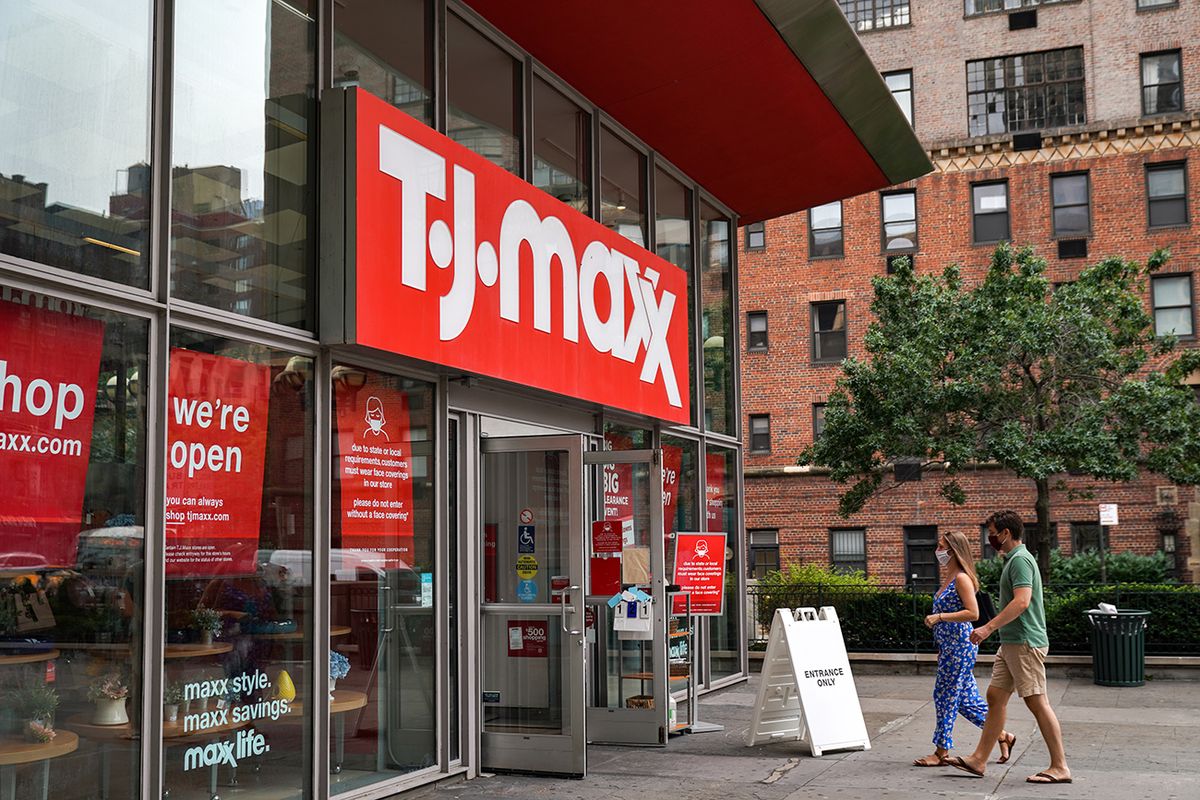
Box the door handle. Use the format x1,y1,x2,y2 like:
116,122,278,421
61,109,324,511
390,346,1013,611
559,584,581,635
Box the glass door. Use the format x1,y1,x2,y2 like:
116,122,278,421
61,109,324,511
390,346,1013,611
479,435,586,776
583,449,670,745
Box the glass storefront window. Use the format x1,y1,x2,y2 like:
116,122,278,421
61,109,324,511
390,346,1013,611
661,433,699,697
700,202,735,436
0,285,147,799
600,128,647,247
163,331,313,798
0,1,152,288
330,366,437,789
334,0,432,125
704,445,741,682
171,0,317,329
533,77,591,214
655,170,696,425
447,14,521,176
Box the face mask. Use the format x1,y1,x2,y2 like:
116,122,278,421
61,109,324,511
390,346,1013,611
988,531,1007,553
935,549,951,566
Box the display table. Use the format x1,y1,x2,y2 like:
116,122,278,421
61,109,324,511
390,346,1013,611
164,642,233,660
0,649,59,667
64,716,136,800
250,625,352,641
282,689,368,773
0,730,79,800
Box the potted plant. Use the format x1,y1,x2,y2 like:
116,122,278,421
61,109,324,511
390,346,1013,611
13,682,59,740
330,651,351,698
163,682,184,724
190,605,222,646
87,673,130,726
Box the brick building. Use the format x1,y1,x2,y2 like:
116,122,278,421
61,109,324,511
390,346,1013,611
740,0,1200,586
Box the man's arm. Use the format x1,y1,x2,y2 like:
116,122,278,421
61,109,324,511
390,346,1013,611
970,586,1031,644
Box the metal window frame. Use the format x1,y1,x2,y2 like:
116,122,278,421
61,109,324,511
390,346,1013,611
902,524,939,585
1145,160,1189,229
965,46,1086,137
746,310,769,352
744,221,767,251
828,527,868,575
838,0,913,32
880,189,918,254
970,179,1011,244
1140,49,1184,117
1050,170,1092,238
810,299,848,364
748,413,771,453
1151,272,1196,340
808,201,845,259
882,69,914,128
812,402,827,440
747,528,781,579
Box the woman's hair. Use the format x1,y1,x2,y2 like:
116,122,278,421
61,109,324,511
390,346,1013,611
943,530,979,591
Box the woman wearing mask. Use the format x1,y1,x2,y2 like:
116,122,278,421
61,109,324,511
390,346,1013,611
912,530,1015,767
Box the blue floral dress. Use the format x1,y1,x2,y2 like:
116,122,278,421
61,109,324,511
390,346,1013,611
931,576,988,749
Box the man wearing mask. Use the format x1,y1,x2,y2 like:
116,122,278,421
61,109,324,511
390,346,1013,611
948,510,1073,785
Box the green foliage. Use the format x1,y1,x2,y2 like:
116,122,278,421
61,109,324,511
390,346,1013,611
1045,584,1200,654
800,245,1200,572
975,549,1174,592
13,682,60,720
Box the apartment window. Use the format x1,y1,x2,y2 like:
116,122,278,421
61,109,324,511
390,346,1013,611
1141,51,1183,115
967,47,1086,137
1137,0,1178,8
904,525,939,589
838,1,910,31
884,70,913,125
882,191,917,252
1051,172,1090,237
811,301,847,362
749,414,771,453
745,221,766,250
1071,522,1104,553
1147,162,1188,227
747,311,768,352
830,528,867,574
813,403,827,440
1152,274,1194,338
749,529,781,579
966,0,1069,14
972,181,1010,243
809,201,844,258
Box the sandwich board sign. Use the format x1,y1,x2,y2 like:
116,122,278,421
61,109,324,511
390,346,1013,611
745,606,870,756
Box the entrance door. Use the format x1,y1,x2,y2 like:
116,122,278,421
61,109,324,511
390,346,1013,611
584,448,670,745
479,435,586,776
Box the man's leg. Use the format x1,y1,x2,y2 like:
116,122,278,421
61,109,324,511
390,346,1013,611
1023,693,1071,781
960,683,1011,771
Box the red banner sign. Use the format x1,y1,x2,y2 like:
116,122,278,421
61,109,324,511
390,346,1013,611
336,380,415,568
166,349,270,576
705,452,726,528
506,620,549,658
591,520,623,554
672,532,727,616
0,300,104,567
661,444,682,534
350,88,689,423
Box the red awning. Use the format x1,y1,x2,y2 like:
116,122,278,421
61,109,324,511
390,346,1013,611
463,0,930,223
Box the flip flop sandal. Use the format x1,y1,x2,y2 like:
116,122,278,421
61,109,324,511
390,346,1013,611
998,733,1017,764
1027,771,1073,784
947,756,985,778
912,756,949,767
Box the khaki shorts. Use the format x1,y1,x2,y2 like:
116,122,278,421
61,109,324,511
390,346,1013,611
990,643,1049,697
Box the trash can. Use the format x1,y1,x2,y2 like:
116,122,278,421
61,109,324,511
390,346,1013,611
1085,609,1150,687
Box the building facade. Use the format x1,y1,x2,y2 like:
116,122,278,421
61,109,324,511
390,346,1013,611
740,0,1200,586
0,2,922,799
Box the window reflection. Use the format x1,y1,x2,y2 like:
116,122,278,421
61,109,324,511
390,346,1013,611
705,445,740,682
0,1,152,287
533,77,590,214
700,203,734,435
447,14,521,176
0,286,147,800
171,0,317,329
600,129,646,247
334,0,432,125
655,170,695,424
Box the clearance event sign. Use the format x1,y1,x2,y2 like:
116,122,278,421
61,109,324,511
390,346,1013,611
338,88,690,424
672,532,727,616
0,300,104,566
166,349,270,576
335,379,415,567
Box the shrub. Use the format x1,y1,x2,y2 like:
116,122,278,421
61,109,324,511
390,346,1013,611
975,549,1174,593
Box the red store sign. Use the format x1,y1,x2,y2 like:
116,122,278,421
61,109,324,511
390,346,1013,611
672,532,727,616
329,88,690,424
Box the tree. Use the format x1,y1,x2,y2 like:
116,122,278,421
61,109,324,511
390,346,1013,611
801,244,1200,579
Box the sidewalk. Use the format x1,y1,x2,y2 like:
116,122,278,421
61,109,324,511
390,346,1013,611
416,671,1200,800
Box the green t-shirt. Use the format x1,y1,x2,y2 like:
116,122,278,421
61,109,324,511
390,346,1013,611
998,543,1049,648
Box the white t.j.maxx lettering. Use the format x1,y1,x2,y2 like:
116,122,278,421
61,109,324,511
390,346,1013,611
378,124,682,409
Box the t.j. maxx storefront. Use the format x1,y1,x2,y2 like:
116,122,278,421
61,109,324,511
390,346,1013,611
0,2,925,798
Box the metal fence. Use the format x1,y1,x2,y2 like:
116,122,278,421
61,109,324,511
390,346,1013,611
746,582,1200,656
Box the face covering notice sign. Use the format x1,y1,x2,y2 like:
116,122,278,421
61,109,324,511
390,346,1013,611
166,349,270,576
